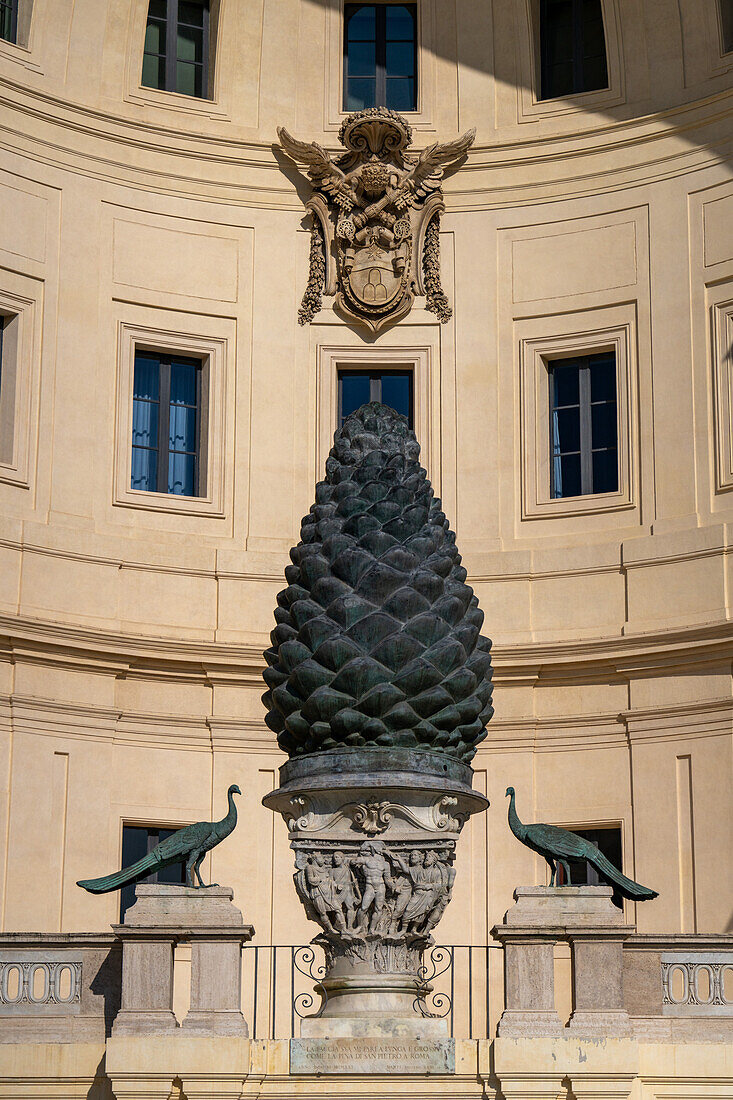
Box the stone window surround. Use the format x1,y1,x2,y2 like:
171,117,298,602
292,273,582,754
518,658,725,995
316,343,441,495
716,0,733,60
711,294,733,495
673,2,733,86
519,316,636,520
0,274,41,491
324,0,438,132
514,0,625,122
0,0,33,51
114,320,229,518
125,0,228,120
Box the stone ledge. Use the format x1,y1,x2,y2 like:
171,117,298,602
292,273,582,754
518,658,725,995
111,925,255,940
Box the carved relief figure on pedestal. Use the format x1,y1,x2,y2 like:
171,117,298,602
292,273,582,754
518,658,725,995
291,838,458,973
331,851,360,931
352,840,395,934
277,109,475,332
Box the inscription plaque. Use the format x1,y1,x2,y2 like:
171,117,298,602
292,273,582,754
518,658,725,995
290,1037,455,1075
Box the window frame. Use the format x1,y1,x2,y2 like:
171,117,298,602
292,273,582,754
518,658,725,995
142,0,211,100
337,367,414,428
553,824,623,887
132,350,203,498
0,0,18,45
548,351,619,500
316,346,440,499
539,0,609,101
119,823,187,921
513,0,624,124
518,319,637,523
0,278,40,492
342,3,418,112
720,0,733,54
711,295,733,495
114,321,231,520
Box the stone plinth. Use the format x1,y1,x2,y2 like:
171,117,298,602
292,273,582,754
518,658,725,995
112,884,254,1037
493,886,634,1039
290,1036,455,1074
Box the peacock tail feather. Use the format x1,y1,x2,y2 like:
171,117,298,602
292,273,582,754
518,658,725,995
586,847,658,900
76,849,162,894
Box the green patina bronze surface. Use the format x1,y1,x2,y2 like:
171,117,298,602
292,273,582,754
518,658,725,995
76,784,241,894
505,787,658,902
262,403,494,763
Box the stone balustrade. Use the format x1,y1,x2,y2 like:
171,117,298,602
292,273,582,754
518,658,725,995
1,906,732,1047
0,933,120,1043
624,934,733,1042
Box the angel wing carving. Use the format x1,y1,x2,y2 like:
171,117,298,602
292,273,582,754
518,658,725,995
406,128,477,203
277,127,356,212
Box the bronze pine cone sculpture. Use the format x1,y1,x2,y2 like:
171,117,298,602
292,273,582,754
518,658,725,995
262,403,493,763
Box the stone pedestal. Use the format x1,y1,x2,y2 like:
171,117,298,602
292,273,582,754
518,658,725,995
113,935,177,1036
112,884,254,1037
493,886,634,1039
567,933,631,1038
498,938,563,1037
264,747,488,1035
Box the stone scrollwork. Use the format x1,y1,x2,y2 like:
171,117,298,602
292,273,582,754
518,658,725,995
431,795,470,832
278,108,475,332
283,796,465,836
350,800,394,834
285,796,315,832
292,839,456,974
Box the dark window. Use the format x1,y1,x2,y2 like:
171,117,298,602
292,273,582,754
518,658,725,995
555,825,623,905
120,825,186,921
721,1,733,53
0,0,18,44
338,369,413,427
344,4,417,112
549,351,618,498
132,351,202,497
539,0,608,100
142,0,211,98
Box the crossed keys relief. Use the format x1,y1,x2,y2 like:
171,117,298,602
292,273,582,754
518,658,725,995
277,108,475,332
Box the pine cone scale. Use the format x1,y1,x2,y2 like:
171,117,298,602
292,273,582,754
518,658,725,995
262,403,493,762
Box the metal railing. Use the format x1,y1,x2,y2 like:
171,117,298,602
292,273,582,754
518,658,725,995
240,943,503,1040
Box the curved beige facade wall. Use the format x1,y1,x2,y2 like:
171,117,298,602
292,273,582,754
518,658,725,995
0,0,731,962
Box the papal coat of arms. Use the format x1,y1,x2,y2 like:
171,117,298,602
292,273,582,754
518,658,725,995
277,108,475,333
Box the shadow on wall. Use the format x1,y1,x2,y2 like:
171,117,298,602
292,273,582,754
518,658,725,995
90,948,122,1038
301,0,733,145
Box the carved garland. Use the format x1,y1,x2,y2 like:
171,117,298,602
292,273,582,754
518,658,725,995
423,214,452,323
298,221,326,326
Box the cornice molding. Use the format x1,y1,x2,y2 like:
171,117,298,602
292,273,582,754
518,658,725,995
0,612,731,683
4,689,729,755
1,78,733,207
